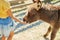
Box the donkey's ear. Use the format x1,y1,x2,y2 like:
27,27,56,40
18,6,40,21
38,1,42,8
32,0,42,9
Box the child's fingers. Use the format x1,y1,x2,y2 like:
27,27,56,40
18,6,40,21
20,22,27,24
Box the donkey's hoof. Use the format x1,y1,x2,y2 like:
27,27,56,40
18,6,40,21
43,36,49,40
45,38,49,40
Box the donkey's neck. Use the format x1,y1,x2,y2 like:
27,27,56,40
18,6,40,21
38,9,50,23
38,7,58,23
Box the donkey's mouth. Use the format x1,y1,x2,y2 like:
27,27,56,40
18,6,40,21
23,18,29,23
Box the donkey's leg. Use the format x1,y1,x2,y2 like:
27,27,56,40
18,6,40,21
44,26,51,38
51,22,59,40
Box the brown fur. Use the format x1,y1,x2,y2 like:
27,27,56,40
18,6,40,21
23,3,60,40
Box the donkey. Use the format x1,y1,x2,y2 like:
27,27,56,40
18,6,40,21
23,0,60,40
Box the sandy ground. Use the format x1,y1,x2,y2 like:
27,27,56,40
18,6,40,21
12,21,60,40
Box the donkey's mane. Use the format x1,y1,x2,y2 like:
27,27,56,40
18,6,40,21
36,3,59,23
38,5,58,17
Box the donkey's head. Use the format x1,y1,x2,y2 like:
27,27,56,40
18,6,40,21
23,8,40,23
23,0,42,23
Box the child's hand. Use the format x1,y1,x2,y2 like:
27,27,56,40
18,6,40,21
20,21,27,24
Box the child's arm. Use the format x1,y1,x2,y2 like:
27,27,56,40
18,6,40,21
7,9,26,24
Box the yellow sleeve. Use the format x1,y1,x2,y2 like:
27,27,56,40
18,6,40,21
2,1,10,11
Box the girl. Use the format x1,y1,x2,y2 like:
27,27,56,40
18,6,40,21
0,0,26,40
